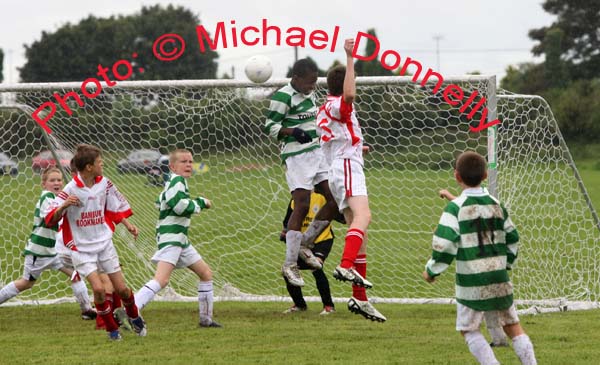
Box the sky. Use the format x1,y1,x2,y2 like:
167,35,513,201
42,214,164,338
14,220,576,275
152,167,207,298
0,0,555,84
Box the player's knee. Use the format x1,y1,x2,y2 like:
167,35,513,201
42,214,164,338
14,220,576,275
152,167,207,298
156,277,170,288
354,211,371,227
503,323,525,339
18,279,36,291
92,288,105,303
200,267,213,281
294,201,310,216
115,287,133,300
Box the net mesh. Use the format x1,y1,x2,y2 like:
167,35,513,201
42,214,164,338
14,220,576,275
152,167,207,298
0,77,598,309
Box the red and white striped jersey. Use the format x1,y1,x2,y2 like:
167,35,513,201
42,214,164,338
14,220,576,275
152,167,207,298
47,174,132,253
316,95,364,166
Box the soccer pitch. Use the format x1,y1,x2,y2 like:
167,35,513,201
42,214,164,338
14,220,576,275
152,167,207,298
0,158,599,364
1,155,599,304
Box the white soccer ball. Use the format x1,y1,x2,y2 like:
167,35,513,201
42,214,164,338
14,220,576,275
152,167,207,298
244,55,273,83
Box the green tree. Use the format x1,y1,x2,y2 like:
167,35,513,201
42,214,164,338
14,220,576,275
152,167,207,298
20,5,218,82
500,63,546,95
529,0,600,80
354,29,393,76
543,28,569,88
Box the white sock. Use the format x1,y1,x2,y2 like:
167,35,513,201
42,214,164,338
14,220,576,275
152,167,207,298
512,334,537,365
198,281,214,325
71,280,92,311
134,279,162,311
0,282,20,305
301,220,329,248
488,325,509,346
284,230,302,266
464,331,500,365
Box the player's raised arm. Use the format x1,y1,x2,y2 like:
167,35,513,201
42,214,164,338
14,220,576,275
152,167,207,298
343,38,356,105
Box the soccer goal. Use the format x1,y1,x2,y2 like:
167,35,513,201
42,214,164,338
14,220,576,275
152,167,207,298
0,76,598,312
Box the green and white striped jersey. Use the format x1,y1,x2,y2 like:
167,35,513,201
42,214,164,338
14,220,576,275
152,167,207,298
264,83,319,161
155,174,206,250
425,187,519,311
24,190,58,257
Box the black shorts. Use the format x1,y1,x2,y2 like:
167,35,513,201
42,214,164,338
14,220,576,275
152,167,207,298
297,239,333,270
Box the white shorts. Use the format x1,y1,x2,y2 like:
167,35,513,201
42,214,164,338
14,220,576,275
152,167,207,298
58,251,74,270
456,302,520,332
71,242,121,278
22,255,64,281
285,148,329,192
328,158,367,211
151,245,202,268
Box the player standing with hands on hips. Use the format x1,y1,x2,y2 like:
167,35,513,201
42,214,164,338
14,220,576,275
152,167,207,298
316,38,386,322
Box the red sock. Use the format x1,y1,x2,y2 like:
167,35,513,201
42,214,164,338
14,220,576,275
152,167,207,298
121,288,140,319
352,254,368,301
95,300,118,332
112,292,122,309
341,229,364,268
95,313,106,330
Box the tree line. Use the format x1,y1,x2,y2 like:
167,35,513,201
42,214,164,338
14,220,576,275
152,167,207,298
1,1,597,145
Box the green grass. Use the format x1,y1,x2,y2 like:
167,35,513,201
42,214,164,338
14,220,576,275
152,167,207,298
0,301,599,364
1,150,600,364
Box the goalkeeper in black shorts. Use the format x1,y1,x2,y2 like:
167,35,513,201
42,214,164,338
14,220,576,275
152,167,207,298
280,192,344,315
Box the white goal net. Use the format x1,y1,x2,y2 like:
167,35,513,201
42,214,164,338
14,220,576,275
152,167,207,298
0,76,598,311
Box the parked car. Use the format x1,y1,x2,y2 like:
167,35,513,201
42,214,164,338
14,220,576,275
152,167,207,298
0,152,18,177
32,150,73,173
147,154,170,186
117,149,162,174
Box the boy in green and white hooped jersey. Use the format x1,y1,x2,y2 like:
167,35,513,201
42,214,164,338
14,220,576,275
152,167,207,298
264,58,339,288
135,149,221,328
0,167,95,320
423,151,537,365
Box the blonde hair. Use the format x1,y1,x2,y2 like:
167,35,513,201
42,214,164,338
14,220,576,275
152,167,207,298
169,149,192,165
41,167,62,183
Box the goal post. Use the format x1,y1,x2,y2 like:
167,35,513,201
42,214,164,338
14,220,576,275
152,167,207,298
0,76,599,312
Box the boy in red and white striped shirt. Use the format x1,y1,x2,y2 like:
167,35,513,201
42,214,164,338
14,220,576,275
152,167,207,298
47,144,145,340
316,39,385,322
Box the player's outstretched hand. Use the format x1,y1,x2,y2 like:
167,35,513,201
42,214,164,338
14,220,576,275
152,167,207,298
439,189,456,201
127,224,139,240
344,38,355,56
196,197,212,209
422,270,435,283
292,128,312,144
122,219,139,240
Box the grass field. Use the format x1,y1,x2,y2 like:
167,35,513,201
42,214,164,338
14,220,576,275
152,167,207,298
0,151,599,364
1,301,600,364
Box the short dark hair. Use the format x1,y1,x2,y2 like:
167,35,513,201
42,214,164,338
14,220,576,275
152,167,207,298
69,158,77,173
292,58,318,78
73,144,101,172
327,65,346,96
456,151,487,187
